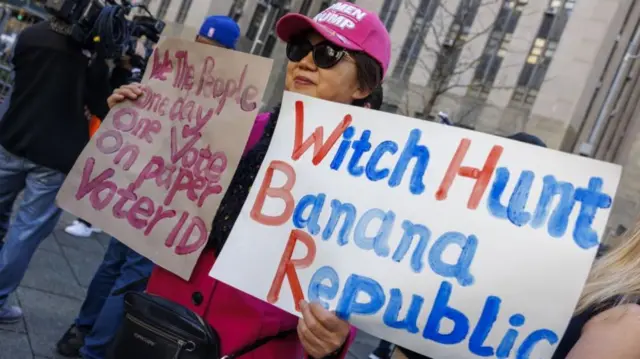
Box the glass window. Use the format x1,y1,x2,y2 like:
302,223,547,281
538,13,554,38
156,0,171,19
392,0,437,82
175,0,193,24
262,34,277,57
246,3,267,41
299,0,313,15
517,63,534,86
429,0,480,88
469,0,525,97
511,0,574,105
319,0,332,11
380,0,401,30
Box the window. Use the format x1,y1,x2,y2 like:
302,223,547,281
392,0,439,83
468,0,527,98
510,0,575,108
228,0,245,21
262,34,278,57
156,0,171,20
248,3,289,57
429,0,481,89
246,3,268,41
379,0,401,31
175,0,193,24
319,0,332,12
299,0,313,15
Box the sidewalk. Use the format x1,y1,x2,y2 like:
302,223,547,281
0,211,380,359
0,212,110,359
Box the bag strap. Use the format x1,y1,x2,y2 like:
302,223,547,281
221,329,296,359
114,277,296,358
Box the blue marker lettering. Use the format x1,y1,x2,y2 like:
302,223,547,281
330,126,355,170
516,329,558,359
335,274,385,320
392,220,431,273
389,129,429,195
423,281,470,345
573,177,612,249
507,170,534,227
383,288,423,334
488,167,509,219
428,232,477,287
323,199,357,246
308,266,340,310
497,314,525,359
292,193,325,235
348,129,372,177
531,175,575,237
468,296,501,356
354,208,395,257
366,141,399,181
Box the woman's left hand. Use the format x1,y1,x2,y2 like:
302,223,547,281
298,300,350,358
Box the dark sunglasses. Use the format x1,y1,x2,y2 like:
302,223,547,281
286,37,348,69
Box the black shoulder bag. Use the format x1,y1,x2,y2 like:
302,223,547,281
108,287,294,359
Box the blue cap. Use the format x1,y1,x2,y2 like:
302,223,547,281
198,16,241,49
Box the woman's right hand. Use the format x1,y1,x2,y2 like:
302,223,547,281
107,83,144,109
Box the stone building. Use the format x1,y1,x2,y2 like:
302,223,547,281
145,0,640,242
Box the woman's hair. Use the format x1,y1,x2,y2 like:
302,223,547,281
351,51,382,93
576,224,640,313
353,85,383,109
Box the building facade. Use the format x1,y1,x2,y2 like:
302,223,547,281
148,0,640,243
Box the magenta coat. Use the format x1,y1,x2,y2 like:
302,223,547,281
146,113,356,359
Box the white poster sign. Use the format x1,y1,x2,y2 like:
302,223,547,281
210,91,622,359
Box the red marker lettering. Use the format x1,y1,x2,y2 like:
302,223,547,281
292,100,352,165
435,139,503,209
251,160,296,226
267,229,317,312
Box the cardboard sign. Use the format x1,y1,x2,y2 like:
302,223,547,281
57,37,273,279
210,92,622,358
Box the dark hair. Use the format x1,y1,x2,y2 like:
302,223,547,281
507,132,547,147
353,85,383,109
351,51,382,93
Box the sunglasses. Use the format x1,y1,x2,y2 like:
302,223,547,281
286,37,348,69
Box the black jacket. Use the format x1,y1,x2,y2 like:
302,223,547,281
0,21,110,174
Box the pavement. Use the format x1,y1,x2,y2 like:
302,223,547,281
0,211,381,359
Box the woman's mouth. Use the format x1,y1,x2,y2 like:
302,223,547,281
294,76,315,86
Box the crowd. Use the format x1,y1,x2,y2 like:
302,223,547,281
0,2,636,359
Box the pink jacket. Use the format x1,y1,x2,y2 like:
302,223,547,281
146,113,356,359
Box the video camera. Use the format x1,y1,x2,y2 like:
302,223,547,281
43,0,165,59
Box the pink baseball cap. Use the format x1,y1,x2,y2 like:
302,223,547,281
276,2,392,78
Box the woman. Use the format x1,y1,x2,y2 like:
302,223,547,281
106,3,391,358
551,225,640,359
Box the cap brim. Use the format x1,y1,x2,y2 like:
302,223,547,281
276,13,363,52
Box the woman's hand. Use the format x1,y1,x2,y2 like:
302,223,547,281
298,300,350,358
107,83,144,109
567,304,640,359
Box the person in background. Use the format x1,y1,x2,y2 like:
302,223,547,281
105,3,390,358
551,222,640,358
381,131,548,359
56,16,242,359
0,17,110,324
64,56,140,238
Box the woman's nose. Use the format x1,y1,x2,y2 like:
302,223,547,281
298,50,317,71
